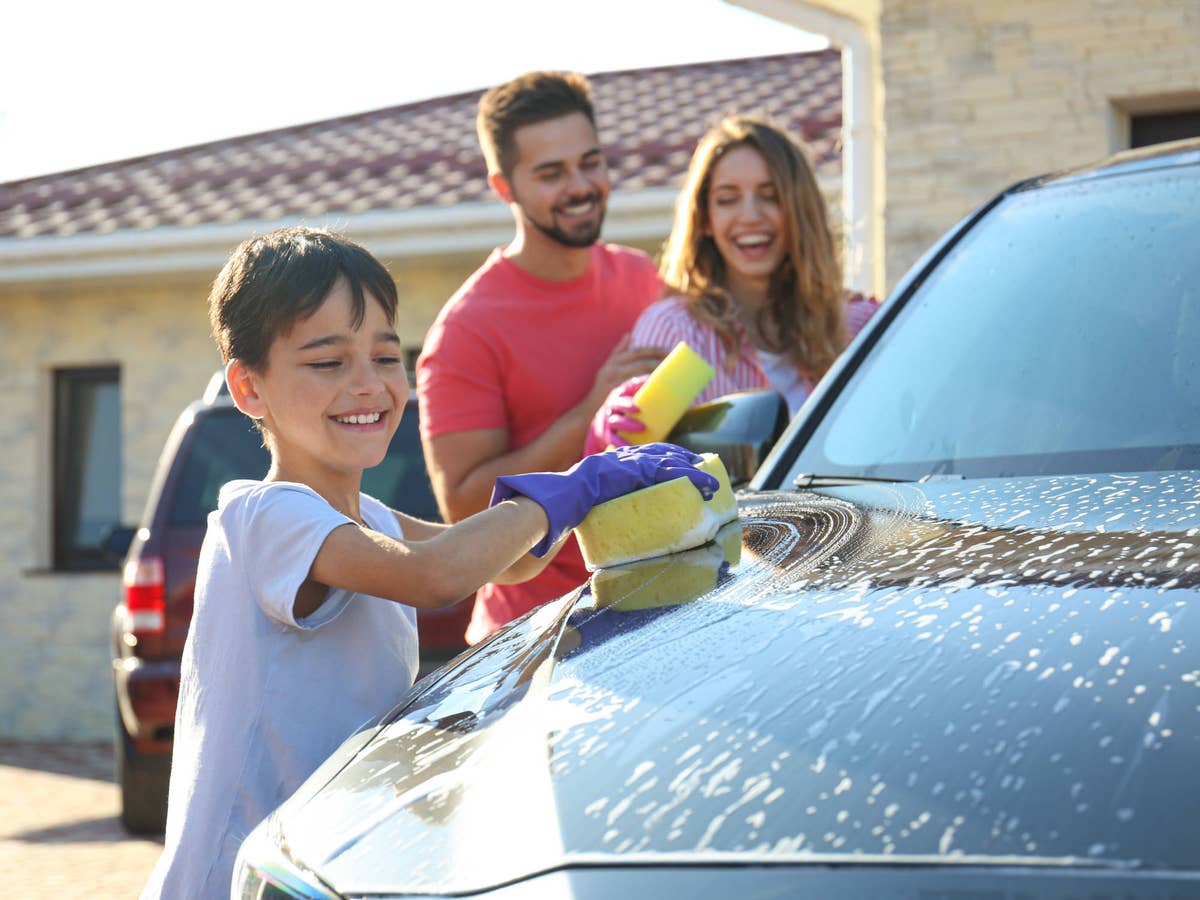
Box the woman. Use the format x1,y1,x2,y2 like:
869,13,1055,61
587,115,877,452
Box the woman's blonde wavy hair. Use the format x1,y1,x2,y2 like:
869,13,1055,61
659,115,846,383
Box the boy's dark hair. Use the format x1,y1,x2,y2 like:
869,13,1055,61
476,71,596,178
209,226,398,370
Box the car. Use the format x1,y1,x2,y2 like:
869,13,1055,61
233,138,1200,898
108,373,472,835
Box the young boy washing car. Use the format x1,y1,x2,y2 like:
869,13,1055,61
139,226,716,900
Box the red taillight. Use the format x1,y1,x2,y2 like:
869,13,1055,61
124,555,166,635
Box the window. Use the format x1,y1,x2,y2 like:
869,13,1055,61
53,366,121,571
1131,110,1200,148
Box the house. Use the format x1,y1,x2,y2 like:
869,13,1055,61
735,0,1200,285
4,0,1198,742
0,51,845,740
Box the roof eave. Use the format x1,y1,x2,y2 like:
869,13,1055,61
0,187,683,285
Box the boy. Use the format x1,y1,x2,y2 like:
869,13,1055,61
139,226,716,899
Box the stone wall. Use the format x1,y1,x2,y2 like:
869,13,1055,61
0,275,216,739
881,0,1200,287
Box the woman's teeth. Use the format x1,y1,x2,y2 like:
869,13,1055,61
736,235,771,248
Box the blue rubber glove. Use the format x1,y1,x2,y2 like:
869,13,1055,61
490,442,720,557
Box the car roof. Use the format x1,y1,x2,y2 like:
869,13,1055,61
198,370,418,410
202,370,233,405
1017,135,1200,193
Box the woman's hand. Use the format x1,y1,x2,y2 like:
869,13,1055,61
585,375,649,455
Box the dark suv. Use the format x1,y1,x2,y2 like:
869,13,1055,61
108,373,472,834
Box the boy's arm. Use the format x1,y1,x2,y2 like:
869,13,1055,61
316,445,717,615
391,510,560,583
310,498,551,612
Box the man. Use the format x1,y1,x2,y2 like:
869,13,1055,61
417,70,666,643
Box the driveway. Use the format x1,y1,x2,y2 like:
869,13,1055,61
0,740,162,897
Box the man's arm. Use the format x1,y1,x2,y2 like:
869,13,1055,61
423,336,666,522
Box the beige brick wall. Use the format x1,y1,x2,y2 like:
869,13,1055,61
0,250,505,740
0,277,217,739
881,0,1200,288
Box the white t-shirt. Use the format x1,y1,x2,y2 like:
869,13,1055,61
757,349,810,415
140,480,419,900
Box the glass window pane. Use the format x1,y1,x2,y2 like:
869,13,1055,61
55,367,121,570
790,164,1200,482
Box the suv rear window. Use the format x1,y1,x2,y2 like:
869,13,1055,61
170,410,270,526
169,406,440,526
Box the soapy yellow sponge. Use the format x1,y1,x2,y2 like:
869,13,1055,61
618,341,716,445
591,521,742,611
574,453,737,570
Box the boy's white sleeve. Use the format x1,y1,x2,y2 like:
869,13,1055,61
235,483,356,631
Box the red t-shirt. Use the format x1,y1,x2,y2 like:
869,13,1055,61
417,243,663,643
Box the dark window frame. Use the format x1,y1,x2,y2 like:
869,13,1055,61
53,365,122,571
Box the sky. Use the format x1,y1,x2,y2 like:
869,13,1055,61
0,0,826,184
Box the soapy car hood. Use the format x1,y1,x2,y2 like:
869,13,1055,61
269,471,1200,896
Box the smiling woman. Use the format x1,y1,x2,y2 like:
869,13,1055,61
587,114,879,454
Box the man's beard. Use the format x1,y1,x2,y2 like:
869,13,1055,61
519,194,606,248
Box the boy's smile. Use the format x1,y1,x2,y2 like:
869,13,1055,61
231,278,408,512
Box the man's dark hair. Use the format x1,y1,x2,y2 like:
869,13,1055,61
476,71,596,178
209,226,398,370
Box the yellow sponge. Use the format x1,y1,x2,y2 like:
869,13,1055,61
591,521,742,611
574,453,737,570
618,341,716,445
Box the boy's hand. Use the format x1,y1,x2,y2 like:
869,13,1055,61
489,443,719,556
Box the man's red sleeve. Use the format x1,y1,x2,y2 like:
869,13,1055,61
417,315,508,441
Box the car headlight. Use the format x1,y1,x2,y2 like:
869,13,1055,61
233,815,342,900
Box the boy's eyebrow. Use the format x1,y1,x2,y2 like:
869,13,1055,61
298,331,401,351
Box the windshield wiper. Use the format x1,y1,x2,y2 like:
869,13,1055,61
793,473,965,488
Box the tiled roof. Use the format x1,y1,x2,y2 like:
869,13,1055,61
0,50,841,241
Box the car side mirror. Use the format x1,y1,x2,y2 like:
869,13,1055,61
667,390,789,486
100,525,137,565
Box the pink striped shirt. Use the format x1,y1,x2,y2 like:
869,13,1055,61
630,293,880,412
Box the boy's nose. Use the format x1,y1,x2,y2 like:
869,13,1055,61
347,357,384,394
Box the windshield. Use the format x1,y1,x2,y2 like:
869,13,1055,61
789,162,1200,483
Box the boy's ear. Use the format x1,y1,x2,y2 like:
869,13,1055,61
225,359,266,419
488,171,514,204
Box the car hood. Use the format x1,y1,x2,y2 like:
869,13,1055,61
276,471,1200,896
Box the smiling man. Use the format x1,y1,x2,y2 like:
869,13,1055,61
417,71,667,643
